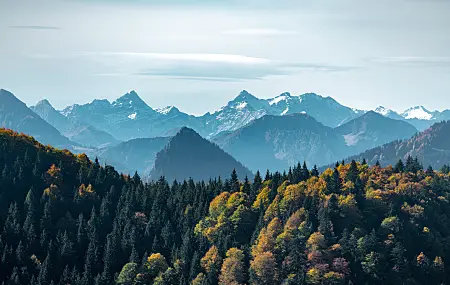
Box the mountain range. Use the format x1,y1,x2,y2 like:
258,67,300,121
2,88,449,178
0,89,73,149
345,120,450,169
213,111,418,172
32,89,449,143
30,99,118,147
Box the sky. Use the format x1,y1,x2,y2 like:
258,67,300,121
1,0,450,115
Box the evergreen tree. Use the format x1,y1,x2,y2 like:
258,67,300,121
394,159,405,173
311,165,319,177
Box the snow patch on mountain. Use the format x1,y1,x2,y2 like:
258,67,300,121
281,108,289,115
374,106,392,116
235,102,248,110
156,106,175,115
402,106,433,120
61,105,76,117
128,113,137,120
269,95,289,105
343,132,364,146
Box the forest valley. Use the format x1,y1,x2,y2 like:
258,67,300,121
1,128,450,285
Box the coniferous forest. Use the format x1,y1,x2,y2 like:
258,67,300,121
2,128,450,285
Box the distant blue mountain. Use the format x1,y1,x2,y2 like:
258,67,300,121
0,89,75,149
31,99,118,148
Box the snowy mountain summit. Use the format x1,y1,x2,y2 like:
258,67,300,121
401,106,434,120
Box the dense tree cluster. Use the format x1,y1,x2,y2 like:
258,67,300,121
1,128,450,285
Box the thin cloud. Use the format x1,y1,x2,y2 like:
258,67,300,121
371,56,450,68
8,25,60,30
42,52,356,82
93,52,270,64
222,28,298,36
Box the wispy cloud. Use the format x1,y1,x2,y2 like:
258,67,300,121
371,56,450,68
86,52,354,81
31,52,355,82
8,25,60,30
95,52,270,64
222,28,298,36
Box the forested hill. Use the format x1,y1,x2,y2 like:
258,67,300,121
2,128,450,285
150,127,253,181
346,120,450,169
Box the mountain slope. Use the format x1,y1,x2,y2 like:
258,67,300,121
374,106,405,120
347,120,450,169
335,111,418,153
58,90,366,140
0,89,73,149
30,99,72,132
266,92,362,127
213,113,349,172
199,90,270,137
31,99,118,147
62,90,201,141
150,127,253,181
203,91,361,138
374,105,450,131
99,136,170,175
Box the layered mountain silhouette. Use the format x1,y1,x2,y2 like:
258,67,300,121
2,88,449,177
0,89,73,149
347,120,450,169
374,105,450,131
149,127,253,181
61,91,200,141
98,136,170,175
213,112,419,172
31,99,118,147
213,113,348,172
335,111,418,154
56,90,448,142
56,90,368,140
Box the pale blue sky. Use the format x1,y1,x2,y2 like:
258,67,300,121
1,0,450,115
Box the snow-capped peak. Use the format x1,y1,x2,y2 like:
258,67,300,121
374,106,393,116
61,104,78,117
113,90,149,109
156,106,177,115
402,106,433,120
269,92,291,105
235,90,257,101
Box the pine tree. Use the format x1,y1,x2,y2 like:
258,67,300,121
311,165,319,177
251,171,262,201
60,231,75,266
390,242,408,280
302,161,310,181
264,170,271,181
38,252,52,285
426,165,434,176
101,229,119,284
81,229,99,285
347,160,358,183
394,159,405,173
242,176,251,195
230,169,239,193
15,241,25,266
